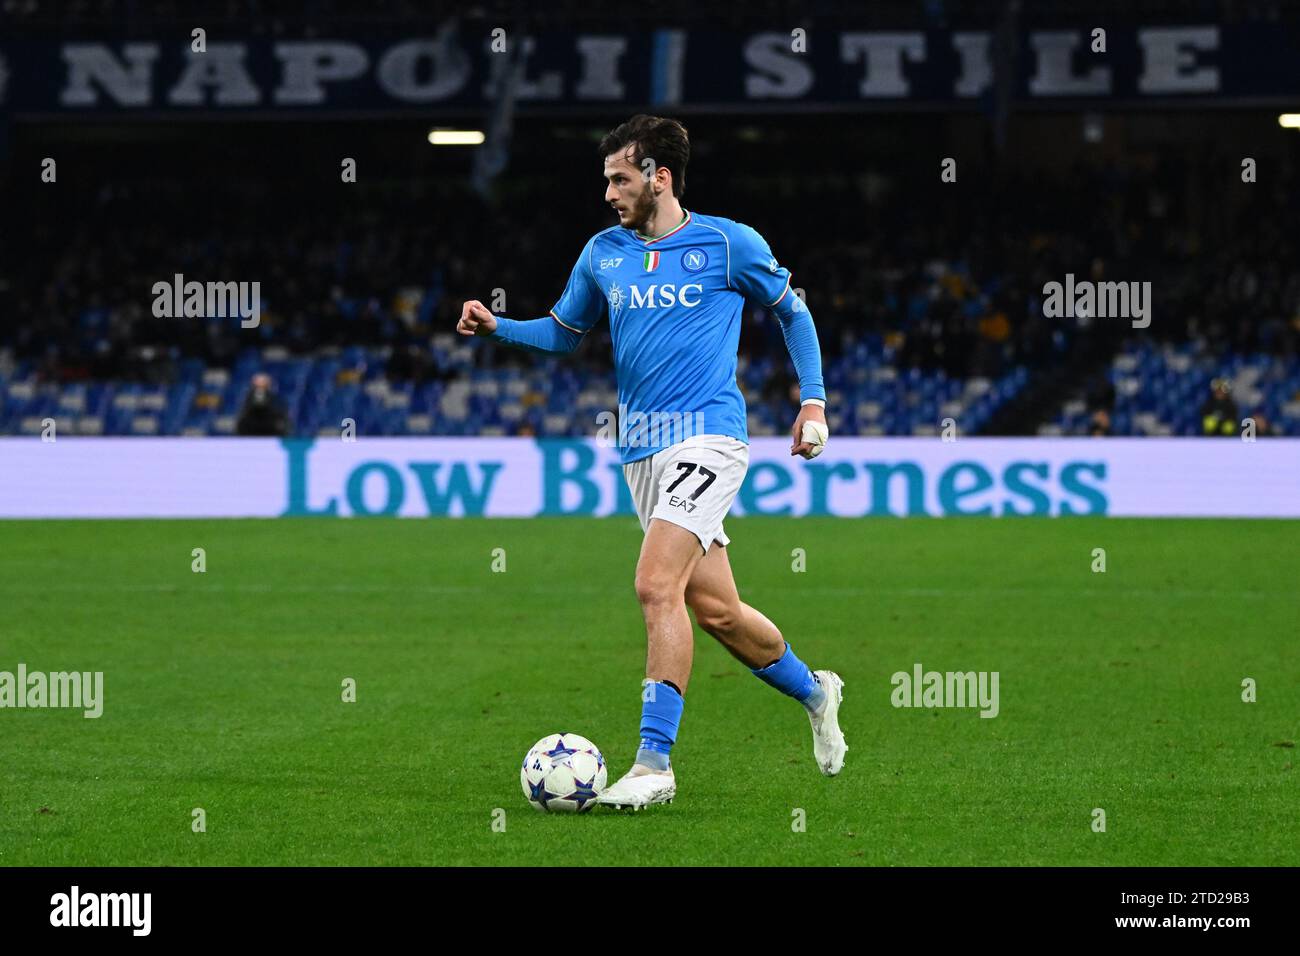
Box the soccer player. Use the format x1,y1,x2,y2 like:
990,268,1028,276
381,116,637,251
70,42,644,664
457,115,845,808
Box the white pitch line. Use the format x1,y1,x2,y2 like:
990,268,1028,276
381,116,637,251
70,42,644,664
0,583,1284,600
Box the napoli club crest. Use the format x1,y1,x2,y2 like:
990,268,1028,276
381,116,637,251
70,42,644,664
681,248,708,273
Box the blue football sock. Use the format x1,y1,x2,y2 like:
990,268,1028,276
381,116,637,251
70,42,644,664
636,680,684,771
634,746,671,772
752,642,825,712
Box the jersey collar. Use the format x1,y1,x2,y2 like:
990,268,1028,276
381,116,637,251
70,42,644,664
634,209,691,245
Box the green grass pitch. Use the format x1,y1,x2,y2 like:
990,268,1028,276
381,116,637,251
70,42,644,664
1,516,1296,866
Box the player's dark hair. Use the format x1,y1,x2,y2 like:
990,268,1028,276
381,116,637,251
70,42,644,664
599,114,690,199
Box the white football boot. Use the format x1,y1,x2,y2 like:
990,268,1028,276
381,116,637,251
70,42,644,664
808,670,847,775
596,763,676,810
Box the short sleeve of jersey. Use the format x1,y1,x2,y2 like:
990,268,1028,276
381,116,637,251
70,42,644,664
729,221,794,308
550,236,606,334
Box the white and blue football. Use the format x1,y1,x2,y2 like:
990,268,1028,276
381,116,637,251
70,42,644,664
520,733,607,813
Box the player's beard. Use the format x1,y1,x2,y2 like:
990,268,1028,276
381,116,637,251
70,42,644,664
626,187,657,235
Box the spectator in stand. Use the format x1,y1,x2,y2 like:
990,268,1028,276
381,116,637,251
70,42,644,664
1086,374,1116,437
235,373,289,436
1246,410,1275,437
1199,378,1240,437
1088,409,1112,437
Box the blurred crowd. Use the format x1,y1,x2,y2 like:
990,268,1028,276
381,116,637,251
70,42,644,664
6,144,1300,435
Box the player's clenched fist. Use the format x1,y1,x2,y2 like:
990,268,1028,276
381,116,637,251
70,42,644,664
790,403,828,459
457,300,498,336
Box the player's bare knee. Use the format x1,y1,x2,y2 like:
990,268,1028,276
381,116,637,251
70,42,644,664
634,570,684,611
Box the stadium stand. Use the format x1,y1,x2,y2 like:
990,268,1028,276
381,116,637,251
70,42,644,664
3,117,1297,438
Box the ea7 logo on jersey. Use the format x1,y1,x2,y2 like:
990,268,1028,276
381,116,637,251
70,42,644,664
668,495,698,513
629,283,703,309
599,257,624,270
768,256,779,273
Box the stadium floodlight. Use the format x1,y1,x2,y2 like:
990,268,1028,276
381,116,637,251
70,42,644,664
427,128,486,145
1278,114,1300,129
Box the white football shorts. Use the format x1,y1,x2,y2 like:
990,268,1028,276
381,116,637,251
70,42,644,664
622,434,749,554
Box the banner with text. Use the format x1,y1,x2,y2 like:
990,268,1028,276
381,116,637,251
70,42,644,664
3,24,1300,117
0,438,1295,519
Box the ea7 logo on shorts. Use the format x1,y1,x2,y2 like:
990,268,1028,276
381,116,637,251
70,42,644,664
599,258,624,270
668,495,698,513
681,248,708,273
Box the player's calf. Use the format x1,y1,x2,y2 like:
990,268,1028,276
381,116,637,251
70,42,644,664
689,594,784,668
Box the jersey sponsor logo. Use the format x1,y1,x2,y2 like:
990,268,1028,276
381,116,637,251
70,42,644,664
681,248,708,273
608,282,626,318
768,256,780,273
628,283,703,309
643,251,660,272
599,257,624,270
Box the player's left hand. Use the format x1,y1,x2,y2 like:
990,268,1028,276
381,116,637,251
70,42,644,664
790,404,828,459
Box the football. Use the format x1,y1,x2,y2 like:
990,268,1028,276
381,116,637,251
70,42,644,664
520,733,608,813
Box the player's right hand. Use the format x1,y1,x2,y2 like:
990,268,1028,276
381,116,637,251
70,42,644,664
457,300,498,337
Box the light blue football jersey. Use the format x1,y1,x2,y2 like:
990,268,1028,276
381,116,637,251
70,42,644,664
547,210,823,464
